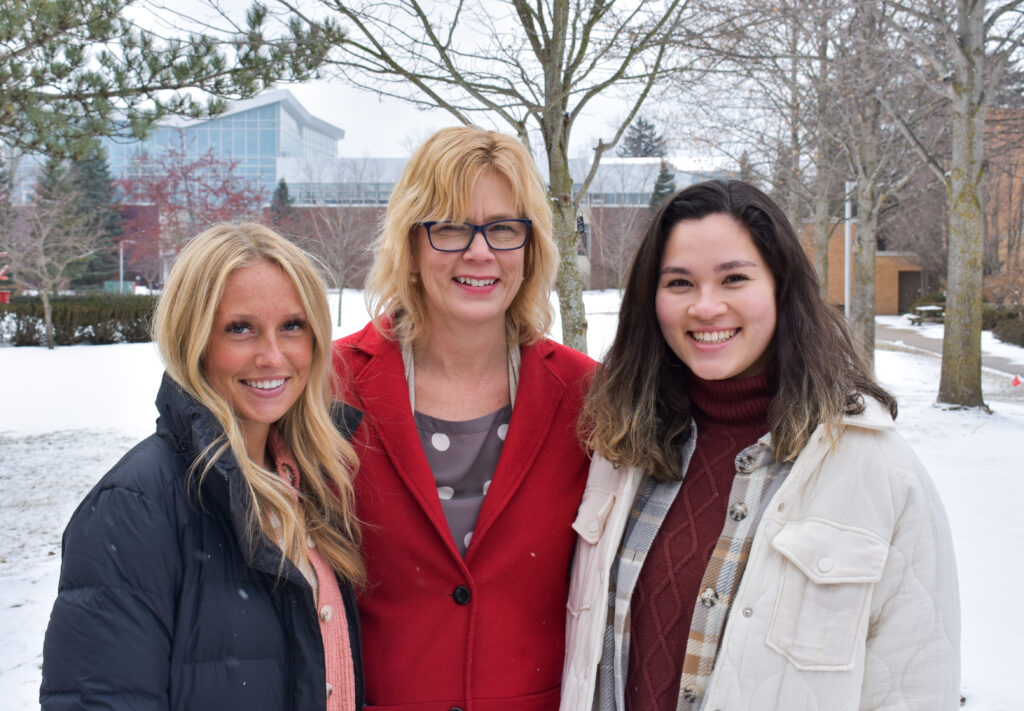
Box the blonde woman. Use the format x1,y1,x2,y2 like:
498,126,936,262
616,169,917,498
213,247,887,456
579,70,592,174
42,223,364,711
333,126,595,710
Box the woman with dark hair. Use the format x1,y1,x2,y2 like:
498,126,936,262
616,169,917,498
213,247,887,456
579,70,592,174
561,180,959,710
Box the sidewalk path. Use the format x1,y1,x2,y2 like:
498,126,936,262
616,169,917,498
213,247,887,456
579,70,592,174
875,319,1022,376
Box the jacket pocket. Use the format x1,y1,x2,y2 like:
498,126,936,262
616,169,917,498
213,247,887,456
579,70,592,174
566,486,616,617
766,518,889,670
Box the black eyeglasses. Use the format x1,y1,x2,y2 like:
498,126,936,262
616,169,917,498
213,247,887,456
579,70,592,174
420,219,532,252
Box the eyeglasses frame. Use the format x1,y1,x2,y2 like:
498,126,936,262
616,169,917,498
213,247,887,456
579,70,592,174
420,218,533,253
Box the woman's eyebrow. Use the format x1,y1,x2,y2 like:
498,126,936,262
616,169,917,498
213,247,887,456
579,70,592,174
716,259,758,272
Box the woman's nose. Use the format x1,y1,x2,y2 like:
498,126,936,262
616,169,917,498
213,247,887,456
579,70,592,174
688,289,727,319
254,335,286,366
462,228,495,260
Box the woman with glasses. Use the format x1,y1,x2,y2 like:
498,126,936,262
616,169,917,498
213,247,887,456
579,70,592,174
332,126,595,711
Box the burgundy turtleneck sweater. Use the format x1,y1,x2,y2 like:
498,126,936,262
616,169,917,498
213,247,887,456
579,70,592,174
626,373,772,711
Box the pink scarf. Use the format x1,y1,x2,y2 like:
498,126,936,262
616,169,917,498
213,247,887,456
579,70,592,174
268,428,356,711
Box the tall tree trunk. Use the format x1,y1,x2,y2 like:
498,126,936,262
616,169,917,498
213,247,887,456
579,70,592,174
545,115,588,354
851,188,877,361
938,4,986,408
813,169,832,292
41,290,54,350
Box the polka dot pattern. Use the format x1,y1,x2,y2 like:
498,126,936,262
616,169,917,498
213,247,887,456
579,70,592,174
431,432,451,451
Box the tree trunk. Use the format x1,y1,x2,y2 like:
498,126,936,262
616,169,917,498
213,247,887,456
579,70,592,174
41,290,54,350
940,108,986,407
813,175,831,293
552,198,587,353
938,4,986,408
851,189,877,361
545,119,588,354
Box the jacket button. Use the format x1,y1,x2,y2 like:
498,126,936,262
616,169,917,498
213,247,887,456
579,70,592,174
817,557,834,573
682,685,700,702
319,605,333,622
729,502,748,521
449,707,465,711
326,682,333,698
736,453,756,473
699,587,719,607
742,606,753,617
453,585,471,605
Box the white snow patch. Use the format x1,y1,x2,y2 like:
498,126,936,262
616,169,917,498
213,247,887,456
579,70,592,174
1,295,1022,709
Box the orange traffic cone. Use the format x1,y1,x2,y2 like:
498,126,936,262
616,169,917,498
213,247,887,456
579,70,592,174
1014,374,1022,387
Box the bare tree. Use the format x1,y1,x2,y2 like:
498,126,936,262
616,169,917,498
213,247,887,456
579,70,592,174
269,0,742,352
0,159,102,348
883,0,1024,408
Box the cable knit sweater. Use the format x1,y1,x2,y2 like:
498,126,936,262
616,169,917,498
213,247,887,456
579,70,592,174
626,373,771,711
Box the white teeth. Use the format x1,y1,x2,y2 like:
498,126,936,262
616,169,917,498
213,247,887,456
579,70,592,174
456,276,497,287
247,378,285,390
691,330,737,344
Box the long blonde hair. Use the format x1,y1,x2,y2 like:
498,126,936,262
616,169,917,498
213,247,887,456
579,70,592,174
153,222,364,585
364,126,558,346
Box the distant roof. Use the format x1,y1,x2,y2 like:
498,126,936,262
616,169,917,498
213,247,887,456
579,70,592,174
159,89,345,140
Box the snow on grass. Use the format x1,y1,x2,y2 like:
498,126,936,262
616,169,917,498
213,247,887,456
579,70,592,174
1,292,1022,709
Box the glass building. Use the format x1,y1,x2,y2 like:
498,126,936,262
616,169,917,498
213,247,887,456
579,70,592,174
104,89,346,197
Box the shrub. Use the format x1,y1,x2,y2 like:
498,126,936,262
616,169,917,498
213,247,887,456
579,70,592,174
992,315,1024,347
982,303,1021,331
910,292,946,311
0,295,158,346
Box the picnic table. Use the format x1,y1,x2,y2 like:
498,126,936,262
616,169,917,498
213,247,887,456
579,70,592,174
908,304,944,325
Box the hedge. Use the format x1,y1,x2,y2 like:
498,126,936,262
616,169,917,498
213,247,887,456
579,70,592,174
0,294,158,346
992,315,1024,347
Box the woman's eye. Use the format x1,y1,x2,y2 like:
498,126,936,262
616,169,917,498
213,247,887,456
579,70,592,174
665,278,692,288
724,273,750,284
226,322,251,335
283,319,308,332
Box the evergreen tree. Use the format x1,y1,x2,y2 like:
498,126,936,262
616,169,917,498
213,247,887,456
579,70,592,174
618,116,668,158
69,143,122,288
270,178,297,228
649,160,677,212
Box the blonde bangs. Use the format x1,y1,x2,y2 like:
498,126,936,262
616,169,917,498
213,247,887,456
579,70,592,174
365,125,557,346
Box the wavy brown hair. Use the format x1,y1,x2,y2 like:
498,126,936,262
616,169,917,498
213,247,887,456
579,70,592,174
153,222,364,585
583,179,896,480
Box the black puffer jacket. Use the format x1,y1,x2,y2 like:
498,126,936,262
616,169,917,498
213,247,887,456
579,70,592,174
41,373,364,711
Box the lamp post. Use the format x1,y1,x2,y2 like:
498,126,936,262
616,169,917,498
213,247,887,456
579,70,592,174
118,240,136,295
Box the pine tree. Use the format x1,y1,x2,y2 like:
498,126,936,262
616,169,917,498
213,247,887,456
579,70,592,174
649,160,677,212
618,116,667,158
270,178,297,229
68,143,122,288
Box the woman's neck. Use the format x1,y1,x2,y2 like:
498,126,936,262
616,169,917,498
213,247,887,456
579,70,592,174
414,319,509,379
240,421,271,469
411,319,511,420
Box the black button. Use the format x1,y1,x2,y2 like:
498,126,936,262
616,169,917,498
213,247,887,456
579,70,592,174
452,585,471,605
449,707,465,711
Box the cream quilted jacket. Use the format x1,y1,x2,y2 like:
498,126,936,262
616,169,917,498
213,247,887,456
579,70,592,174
561,399,960,711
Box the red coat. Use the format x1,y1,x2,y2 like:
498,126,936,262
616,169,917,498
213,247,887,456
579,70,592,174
332,322,595,711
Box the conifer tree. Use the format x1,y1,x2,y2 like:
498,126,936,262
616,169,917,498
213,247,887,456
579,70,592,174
68,144,122,288
618,117,668,158
649,160,677,212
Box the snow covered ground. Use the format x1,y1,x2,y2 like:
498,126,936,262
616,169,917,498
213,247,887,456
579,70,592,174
1,290,1023,709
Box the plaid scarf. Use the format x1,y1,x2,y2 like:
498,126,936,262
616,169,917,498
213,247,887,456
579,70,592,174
595,431,790,711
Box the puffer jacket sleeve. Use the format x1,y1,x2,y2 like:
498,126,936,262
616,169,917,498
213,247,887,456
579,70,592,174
41,465,183,711
859,451,961,710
